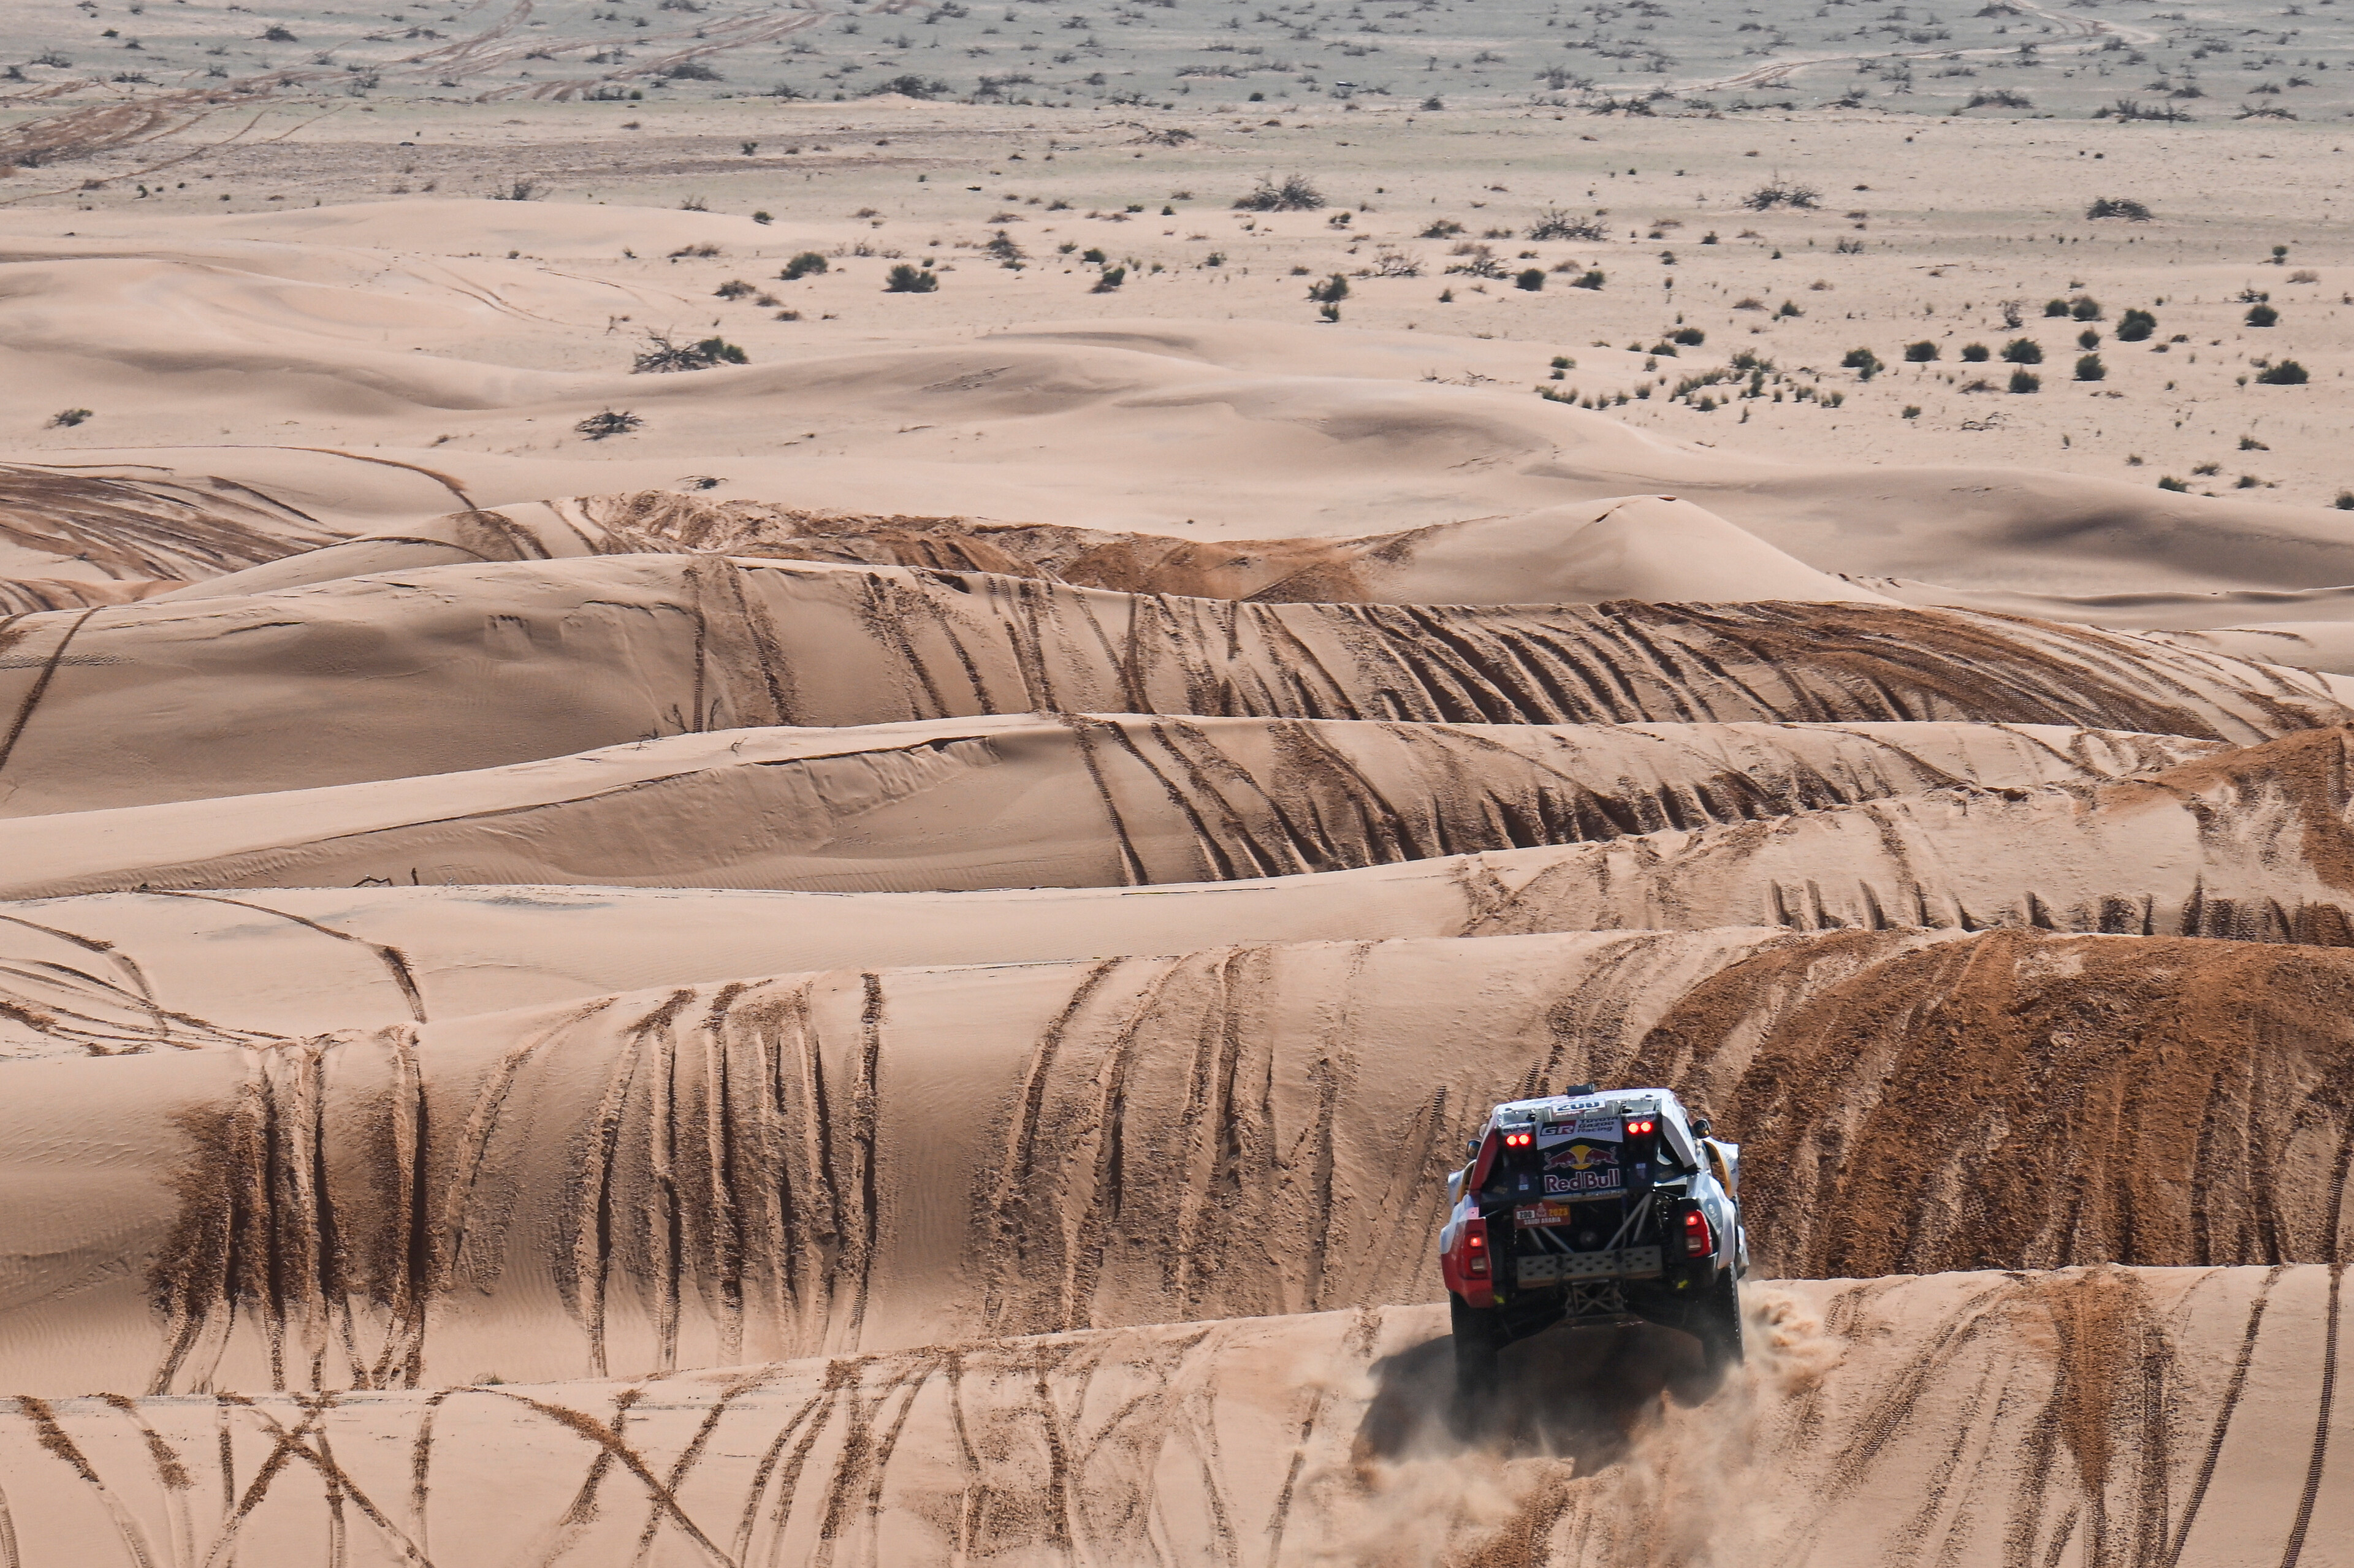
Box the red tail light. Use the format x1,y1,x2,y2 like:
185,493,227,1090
1503,1132,1533,1147
1465,1217,1491,1277
1683,1208,1713,1257
1626,1118,1656,1135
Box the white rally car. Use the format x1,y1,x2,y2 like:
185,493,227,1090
1438,1084,1747,1391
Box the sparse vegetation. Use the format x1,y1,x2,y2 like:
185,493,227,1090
1960,343,1991,362
714,279,756,300
781,253,828,280
2255,360,2309,385
631,335,748,373
575,409,643,440
2009,368,2041,394
1842,348,1884,381
2158,476,2190,492
1903,341,1939,363
2002,339,2044,365
1092,265,1126,292
2116,308,2158,343
1526,207,1607,242
1308,273,1350,304
2085,197,2154,222
48,408,91,427
1235,173,1325,211
2075,354,2106,382
885,264,940,292
1515,268,1545,292
2247,303,2280,327
1740,175,1820,211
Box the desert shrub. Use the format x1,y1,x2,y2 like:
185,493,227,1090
2071,296,2103,321
2158,476,2189,492
1670,327,1705,346
1419,219,1464,238
1572,270,1606,291
1444,244,1506,279
885,263,939,292
2336,492,2354,511
2078,329,2101,350
2009,368,2042,393
1091,265,1126,292
1967,89,2032,108
2115,309,2157,342
1960,343,1991,362
1775,300,1802,318
2255,360,2309,384
1903,341,1939,362
1370,249,1420,278
2085,196,2153,221
1526,206,1607,242
1842,347,1883,381
576,409,643,439
1308,273,1350,303
1741,176,1819,210
866,73,949,98
262,24,295,40
2075,354,2106,382
2044,299,2071,318
781,252,828,280
662,61,722,81
1235,173,1325,211
631,335,747,372
1513,268,1544,291
2247,303,2280,327
714,278,755,299
493,178,544,202
1082,247,1107,264
2002,338,2044,364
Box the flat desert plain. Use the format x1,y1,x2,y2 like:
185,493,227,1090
0,1,2351,1564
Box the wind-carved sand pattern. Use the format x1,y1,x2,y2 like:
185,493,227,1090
4,310,2354,1568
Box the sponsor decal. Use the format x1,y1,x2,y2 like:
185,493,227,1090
1545,1141,1619,1173
1545,1168,1625,1195
1538,1114,1625,1146
1514,1202,1574,1227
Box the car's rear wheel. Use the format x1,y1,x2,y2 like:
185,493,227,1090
1449,1292,1505,1398
1694,1268,1744,1371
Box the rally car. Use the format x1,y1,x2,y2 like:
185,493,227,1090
1438,1084,1746,1393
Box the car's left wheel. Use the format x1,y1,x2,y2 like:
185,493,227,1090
1449,1291,1506,1399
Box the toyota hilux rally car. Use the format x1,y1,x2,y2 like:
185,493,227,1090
1439,1084,1746,1392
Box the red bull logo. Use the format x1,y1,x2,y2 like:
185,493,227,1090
1545,1141,1619,1173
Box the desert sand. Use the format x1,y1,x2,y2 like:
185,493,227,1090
3,2,2354,1563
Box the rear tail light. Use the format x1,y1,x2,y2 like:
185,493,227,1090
1503,1132,1533,1147
1683,1207,1713,1258
1465,1217,1491,1277
1626,1118,1656,1135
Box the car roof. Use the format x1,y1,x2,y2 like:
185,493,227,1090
1487,1088,1684,1124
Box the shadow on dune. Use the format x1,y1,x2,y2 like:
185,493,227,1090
1355,1320,1723,1467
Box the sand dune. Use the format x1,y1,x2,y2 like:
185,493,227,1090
2,927,2348,1404
157,489,1889,609
8,125,2354,1563
0,717,2218,899
4,555,2342,818
0,1266,2341,1568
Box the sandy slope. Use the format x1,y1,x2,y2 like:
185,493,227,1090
4,556,2346,818
0,717,2217,898
0,1268,2343,1568
4,926,2350,1402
